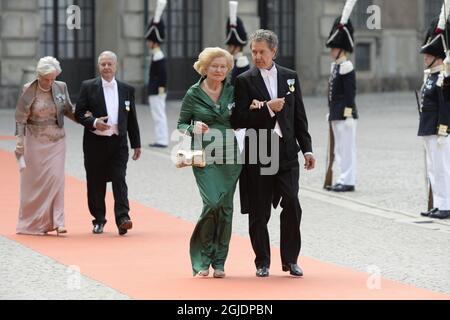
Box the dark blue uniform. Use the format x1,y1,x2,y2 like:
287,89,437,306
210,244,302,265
148,52,167,95
230,54,250,86
418,69,450,136
328,61,358,121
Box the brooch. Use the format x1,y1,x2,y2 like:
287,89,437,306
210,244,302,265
55,93,65,103
287,79,295,93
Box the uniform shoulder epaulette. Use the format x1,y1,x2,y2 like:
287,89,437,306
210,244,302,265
330,62,336,74
236,55,249,68
437,72,444,87
339,60,354,75
153,50,165,62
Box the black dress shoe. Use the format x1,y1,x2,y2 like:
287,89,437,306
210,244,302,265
118,219,133,235
282,263,304,277
149,143,168,148
93,223,104,234
330,183,355,192
256,266,269,277
429,210,450,219
420,207,438,217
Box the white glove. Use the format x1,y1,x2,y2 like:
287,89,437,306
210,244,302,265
444,53,450,77
15,136,24,157
437,135,447,147
345,117,354,128
437,72,444,87
17,154,26,172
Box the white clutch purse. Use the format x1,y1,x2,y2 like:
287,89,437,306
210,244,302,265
175,123,206,168
175,149,205,168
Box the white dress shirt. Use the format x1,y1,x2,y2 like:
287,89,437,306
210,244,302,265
94,77,119,136
259,64,283,138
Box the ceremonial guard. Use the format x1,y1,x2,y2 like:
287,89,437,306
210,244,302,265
225,1,250,85
324,0,358,192
145,0,169,148
419,1,450,220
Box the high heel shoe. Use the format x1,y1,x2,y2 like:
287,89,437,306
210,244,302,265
196,269,209,277
213,270,225,278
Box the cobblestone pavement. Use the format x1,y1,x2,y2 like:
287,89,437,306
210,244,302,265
0,236,129,300
0,91,449,298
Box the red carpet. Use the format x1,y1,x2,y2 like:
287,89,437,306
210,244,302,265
0,149,448,300
0,136,15,141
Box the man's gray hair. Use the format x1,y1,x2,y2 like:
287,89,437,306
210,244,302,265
249,29,279,50
98,51,118,64
36,56,62,77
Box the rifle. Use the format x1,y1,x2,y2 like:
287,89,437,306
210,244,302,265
323,121,335,189
414,89,433,210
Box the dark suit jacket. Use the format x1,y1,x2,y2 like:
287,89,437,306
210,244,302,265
231,64,313,214
75,77,141,149
230,64,250,86
231,64,312,159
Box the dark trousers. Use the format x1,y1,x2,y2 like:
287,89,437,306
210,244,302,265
246,136,302,269
83,132,130,227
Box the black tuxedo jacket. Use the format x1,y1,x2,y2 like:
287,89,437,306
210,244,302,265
231,64,313,214
75,77,141,149
231,64,313,162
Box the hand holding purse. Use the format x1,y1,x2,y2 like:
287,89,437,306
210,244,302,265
175,149,205,168
175,124,206,168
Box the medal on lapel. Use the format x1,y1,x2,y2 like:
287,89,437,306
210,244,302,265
287,79,295,93
227,102,235,115
55,93,65,104
125,100,130,112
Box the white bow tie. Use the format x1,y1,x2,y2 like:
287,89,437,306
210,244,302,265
261,67,277,77
103,81,116,88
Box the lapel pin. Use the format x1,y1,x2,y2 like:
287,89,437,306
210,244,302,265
56,93,65,103
287,79,295,93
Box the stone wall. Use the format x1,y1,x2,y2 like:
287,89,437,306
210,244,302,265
0,0,40,108
312,0,423,96
0,0,434,108
94,0,146,102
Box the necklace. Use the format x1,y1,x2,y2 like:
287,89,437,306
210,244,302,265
203,80,222,104
203,79,221,93
37,81,51,92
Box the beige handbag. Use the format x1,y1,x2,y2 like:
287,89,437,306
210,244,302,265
176,125,206,168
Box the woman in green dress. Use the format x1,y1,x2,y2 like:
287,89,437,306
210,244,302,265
177,47,242,278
